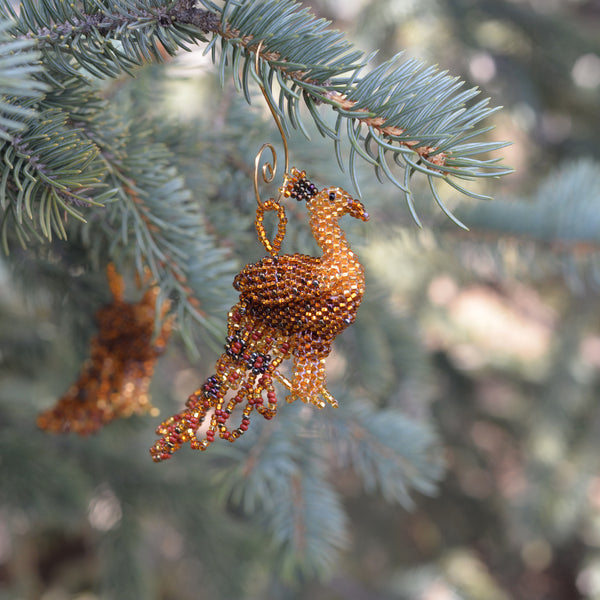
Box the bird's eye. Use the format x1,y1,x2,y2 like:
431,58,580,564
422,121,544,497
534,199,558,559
328,191,336,201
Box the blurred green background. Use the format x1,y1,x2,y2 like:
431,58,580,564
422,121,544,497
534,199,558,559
2,0,600,598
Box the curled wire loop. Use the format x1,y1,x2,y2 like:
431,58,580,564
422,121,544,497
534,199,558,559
256,198,287,256
252,40,290,255
253,142,277,210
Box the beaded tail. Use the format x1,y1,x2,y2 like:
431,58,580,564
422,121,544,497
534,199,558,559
152,302,283,461
151,301,343,461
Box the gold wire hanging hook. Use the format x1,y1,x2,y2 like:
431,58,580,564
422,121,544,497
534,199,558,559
253,40,289,209
253,40,290,256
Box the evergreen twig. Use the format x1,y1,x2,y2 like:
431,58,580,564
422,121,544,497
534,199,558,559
0,0,511,228
0,20,46,140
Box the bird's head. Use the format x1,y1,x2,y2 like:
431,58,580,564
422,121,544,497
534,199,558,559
280,167,369,222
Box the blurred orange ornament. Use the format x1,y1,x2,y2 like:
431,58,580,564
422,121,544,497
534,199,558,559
37,264,173,435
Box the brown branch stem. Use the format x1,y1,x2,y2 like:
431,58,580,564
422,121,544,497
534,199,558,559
219,25,447,166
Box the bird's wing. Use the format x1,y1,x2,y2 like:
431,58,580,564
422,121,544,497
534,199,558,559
233,254,322,306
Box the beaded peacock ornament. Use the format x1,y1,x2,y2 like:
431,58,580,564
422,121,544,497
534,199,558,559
150,45,368,461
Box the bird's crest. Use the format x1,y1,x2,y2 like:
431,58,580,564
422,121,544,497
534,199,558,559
280,167,319,202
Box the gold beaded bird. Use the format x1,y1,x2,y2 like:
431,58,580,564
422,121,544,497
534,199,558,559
150,168,368,461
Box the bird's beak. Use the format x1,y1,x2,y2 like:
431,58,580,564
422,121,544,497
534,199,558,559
346,196,369,221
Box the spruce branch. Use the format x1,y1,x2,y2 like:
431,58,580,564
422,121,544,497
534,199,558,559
460,160,600,248
0,19,46,141
0,0,219,78
327,400,443,506
1,0,511,228
209,397,442,580
449,160,600,293
0,106,110,251
210,409,349,581
0,30,236,336
84,116,238,347
206,0,512,225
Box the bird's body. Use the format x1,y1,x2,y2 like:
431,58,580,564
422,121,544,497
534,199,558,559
151,168,368,461
234,182,367,338
233,253,361,336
